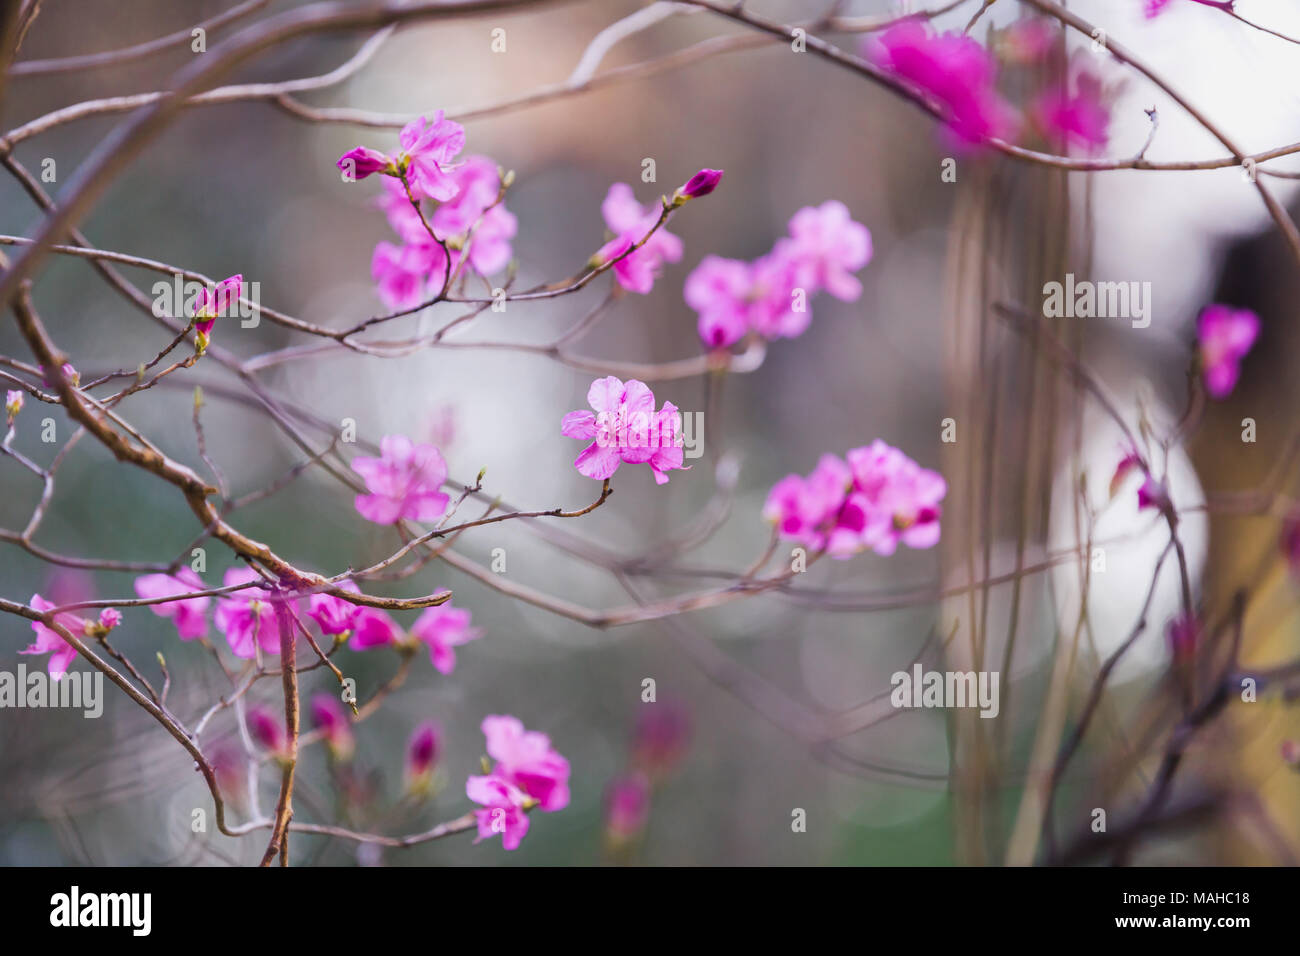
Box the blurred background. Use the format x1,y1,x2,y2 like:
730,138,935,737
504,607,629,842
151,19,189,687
2,0,1299,865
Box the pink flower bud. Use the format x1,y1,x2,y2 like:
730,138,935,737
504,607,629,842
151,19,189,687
337,146,394,181
310,693,355,761
405,721,441,787
248,705,288,756
675,167,723,201
5,389,23,423
604,771,651,844
98,608,122,630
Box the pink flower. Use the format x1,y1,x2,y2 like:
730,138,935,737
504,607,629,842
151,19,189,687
1033,72,1110,154
5,389,23,424
867,22,1017,147
307,581,361,636
351,435,451,525
134,568,210,641
97,608,122,630
466,774,532,850
349,607,405,650
481,714,571,811
673,167,724,202
40,362,79,388
337,146,394,181
685,256,754,348
311,694,355,761
248,705,288,756
405,721,441,789
213,567,281,659
370,240,449,311
846,441,947,555
398,111,467,201
604,771,651,844
561,376,688,484
431,156,518,275
22,594,83,679
1197,304,1260,399
410,603,482,674
784,201,873,301
598,182,683,294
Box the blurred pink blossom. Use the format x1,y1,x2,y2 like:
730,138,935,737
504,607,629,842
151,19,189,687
1197,304,1259,399
351,435,451,525
134,568,210,641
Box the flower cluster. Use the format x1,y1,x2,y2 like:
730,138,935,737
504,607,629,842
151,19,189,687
339,112,517,310
562,376,686,484
684,200,871,349
764,441,946,558
466,715,571,850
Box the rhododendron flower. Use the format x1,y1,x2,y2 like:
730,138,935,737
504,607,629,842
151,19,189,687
1197,304,1259,399
337,145,395,181
370,240,450,311
431,156,518,274
397,111,467,201
561,376,687,483
248,705,288,756
410,603,482,674
405,721,441,791
5,389,22,424
846,441,947,555
765,442,946,558
1034,72,1110,154
480,714,571,812
604,771,651,844
307,582,361,636
785,201,873,301
598,182,682,294
673,167,723,203
349,607,405,650
134,568,210,641
351,435,451,525
685,255,754,349
311,694,355,761
466,773,532,850
98,608,122,630
22,594,85,679
214,567,281,659
867,22,1017,147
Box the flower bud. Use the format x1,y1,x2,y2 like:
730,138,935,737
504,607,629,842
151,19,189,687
672,168,723,206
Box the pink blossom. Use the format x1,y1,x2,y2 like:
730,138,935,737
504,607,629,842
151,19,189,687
1033,72,1110,154
98,608,122,630
466,773,531,850
5,389,23,424
307,581,361,636
349,607,405,650
336,146,394,181
673,167,724,202
351,435,451,525
846,441,947,555
22,594,83,679
213,566,281,659
405,721,441,789
481,714,571,811
684,256,753,349
410,603,482,674
370,240,449,311
397,111,467,201
561,376,687,483
248,705,288,756
311,694,355,761
784,201,873,301
867,22,1017,147
431,156,518,275
598,182,682,294
1197,304,1260,399
193,275,243,352
134,568,210,641
604,771,651,843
